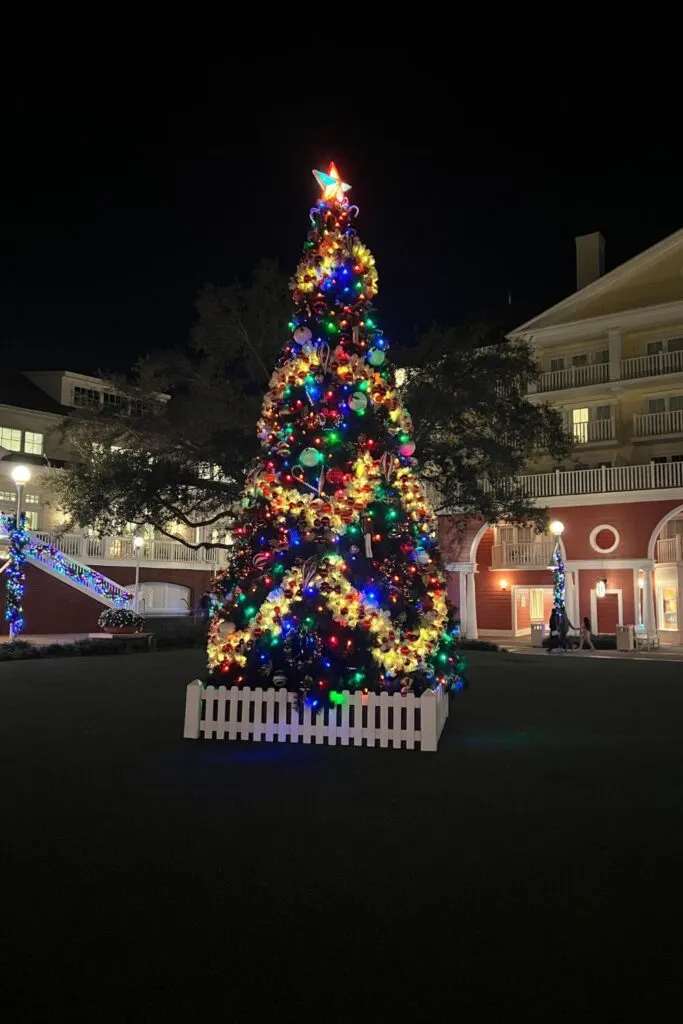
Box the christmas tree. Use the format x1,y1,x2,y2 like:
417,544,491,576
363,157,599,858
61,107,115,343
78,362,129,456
207,163,463,709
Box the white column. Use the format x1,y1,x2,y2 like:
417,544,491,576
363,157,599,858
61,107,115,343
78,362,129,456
465,571,478,640
608,328,621,381
633,569,642,627
458,572,468,637
565,569,579,628
643,567,656,633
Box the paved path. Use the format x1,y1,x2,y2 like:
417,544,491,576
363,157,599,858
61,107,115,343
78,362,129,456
2,649,681,1016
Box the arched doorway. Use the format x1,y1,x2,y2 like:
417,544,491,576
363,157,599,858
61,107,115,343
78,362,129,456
648,504,683,640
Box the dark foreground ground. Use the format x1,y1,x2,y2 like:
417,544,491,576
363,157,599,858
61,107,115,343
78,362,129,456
3,650,682,1018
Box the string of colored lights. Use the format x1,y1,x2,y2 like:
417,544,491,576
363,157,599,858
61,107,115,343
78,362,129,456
2,514,28,636
552,542,565,613
28,541,132,605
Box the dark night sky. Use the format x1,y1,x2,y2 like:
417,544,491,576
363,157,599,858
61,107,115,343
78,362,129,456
3,43,682,374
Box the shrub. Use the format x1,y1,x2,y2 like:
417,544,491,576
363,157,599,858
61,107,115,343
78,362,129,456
455,639,500,652
97,608,145,632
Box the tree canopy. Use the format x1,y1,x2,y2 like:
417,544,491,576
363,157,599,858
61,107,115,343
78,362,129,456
52,267,571,548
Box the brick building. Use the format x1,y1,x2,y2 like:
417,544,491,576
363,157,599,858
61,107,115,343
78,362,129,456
439,227,683,643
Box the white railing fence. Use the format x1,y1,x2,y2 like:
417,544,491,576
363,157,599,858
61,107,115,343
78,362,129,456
657,536,682,562
33,531,229,566
26,537,131,606
622,348,683,381
184,682,449,752
570,417,615,444
633,409,683,438
491,541,554,568
425,461,683,509
534,362,608,393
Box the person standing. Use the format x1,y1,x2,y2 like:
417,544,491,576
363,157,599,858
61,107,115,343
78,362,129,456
576,615,596,651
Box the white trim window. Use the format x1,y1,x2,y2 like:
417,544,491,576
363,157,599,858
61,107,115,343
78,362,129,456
24,431,44,455
0,427,22,452
647,337,683,355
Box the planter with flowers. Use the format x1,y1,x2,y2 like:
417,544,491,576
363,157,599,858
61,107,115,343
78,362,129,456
98,608,145,635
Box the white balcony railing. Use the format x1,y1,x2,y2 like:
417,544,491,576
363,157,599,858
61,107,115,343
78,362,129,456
622,348,683,381
535,363,608,393
656,536,682,563
633,409,683,438
571,417,616,444
33,532,230,567
422,461,683,510
491,541,554,569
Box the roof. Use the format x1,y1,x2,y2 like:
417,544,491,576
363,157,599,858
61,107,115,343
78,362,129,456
0,371,66,415
509,226,683,336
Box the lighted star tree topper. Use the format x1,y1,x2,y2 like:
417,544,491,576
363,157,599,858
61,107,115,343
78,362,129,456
207,163,464,709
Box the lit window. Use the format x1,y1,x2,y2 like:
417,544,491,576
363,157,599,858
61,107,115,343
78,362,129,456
0,490,14,503
24,493,40,504
572,408,589,443
0,427,22,452
24,510,39,530
24,431,43,455
529,589,545,621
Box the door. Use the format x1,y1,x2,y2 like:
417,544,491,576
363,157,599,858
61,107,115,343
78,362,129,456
596,593,620,634
514,589,531,635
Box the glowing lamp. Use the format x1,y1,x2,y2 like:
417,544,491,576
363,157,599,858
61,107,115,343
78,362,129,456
133,535,144,550
499,579,508,591
596,579,607,599
638,575,645,589
549,520,565,537
11,465,31,485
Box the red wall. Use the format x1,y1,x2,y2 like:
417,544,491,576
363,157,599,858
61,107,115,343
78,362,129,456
549,500,681,560
577,567,635,629
1,564,212,636
476,528,555,632
515,590,531,630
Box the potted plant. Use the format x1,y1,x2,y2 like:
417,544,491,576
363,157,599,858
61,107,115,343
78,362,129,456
98,608,145,634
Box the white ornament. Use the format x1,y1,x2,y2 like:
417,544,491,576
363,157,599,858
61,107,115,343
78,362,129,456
300,447,321,467
415,548,430,565
367,347,386,366
348,391,368,412
293,326,312,345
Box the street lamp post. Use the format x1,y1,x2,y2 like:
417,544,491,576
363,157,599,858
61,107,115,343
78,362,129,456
8,465,31,640
133,535,144,613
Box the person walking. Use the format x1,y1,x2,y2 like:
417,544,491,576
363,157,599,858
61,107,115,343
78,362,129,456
576,615,596,651
547,608,559,653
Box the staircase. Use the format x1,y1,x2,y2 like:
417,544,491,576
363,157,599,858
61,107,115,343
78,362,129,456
25,533,132,608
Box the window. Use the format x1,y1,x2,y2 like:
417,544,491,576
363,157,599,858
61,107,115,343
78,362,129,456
647,341,664,356
572,408,589,443
594,405,611,420
672,455,683,463
24,431,43,455
669,338,683,353
648,398,666,414
549,357,564,372
658,584,678,629
670,395,683,411
103,392,126,412
0,490,14,503
73,386,101,408
24,510,39,530
652,456,668,464
597,461,612,468
529,589,545,621
572,354,588,367
0,427,22,452
594,349,609,364
24,493,39,504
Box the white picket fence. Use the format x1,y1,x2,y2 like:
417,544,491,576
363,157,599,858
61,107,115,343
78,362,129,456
184,681,449,752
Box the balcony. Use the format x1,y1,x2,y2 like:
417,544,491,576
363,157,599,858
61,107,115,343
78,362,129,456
571,417,616,445
622,348,683,381
533,363,608,393
491,540,553,569
33,532,230,567
633,409,683,439
656,536,683,563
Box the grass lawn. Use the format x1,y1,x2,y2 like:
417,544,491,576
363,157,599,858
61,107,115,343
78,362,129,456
3,649,682,1016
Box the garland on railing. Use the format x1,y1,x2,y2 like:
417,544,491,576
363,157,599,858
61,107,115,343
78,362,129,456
27,540,132,606
1,514,29,636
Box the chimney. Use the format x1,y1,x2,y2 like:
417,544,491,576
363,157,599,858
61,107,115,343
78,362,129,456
575,231,605,291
